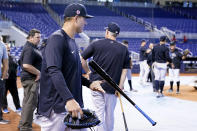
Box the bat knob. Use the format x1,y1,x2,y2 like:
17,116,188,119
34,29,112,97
152,122,157,126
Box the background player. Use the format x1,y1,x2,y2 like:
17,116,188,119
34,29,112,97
81,22,130,131
122,40,137,92
152,36,172,98
147,43,156,92
2,43,21,114
0,36,9,124
139,40,150,85
168,42,187,94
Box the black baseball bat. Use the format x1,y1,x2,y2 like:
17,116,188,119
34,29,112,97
89,60,157,126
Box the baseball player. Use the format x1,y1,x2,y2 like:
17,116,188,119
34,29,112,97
37,3,104,131
122,40,137,92
139,40,150,85
147,43,156,92
0,36,9,124
168,42,186,94
81,22,130,131
152,36,172,98
2,43,21,114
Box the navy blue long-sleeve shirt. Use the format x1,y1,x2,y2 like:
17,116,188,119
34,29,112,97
152,44,172,63
38,29,91,117
139,46,147,61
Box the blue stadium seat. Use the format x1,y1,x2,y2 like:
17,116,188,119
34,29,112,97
0,2,60,37
116,7,197,33
49,4,147,32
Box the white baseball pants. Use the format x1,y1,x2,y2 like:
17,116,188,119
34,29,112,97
91,91,117,131
169,68,180,82
154,62,167,81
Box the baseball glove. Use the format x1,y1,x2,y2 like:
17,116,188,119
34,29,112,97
183,49,190,56
64,109,100,129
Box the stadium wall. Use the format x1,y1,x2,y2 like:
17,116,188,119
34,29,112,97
0,23,27,46
154,0,197,6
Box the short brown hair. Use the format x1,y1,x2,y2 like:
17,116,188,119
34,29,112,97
122,40,128,45
27,29,40,39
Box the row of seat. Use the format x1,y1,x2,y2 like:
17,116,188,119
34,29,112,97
0,2,60,37
116,6,197,33
49,4,147,32
91,37,197,56
0,2,196,57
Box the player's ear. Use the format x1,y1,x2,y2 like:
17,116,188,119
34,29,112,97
105,30,108,37
106,30,109,35
74,15,79,23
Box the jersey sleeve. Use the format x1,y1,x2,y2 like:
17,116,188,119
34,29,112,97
123,49,130,69
81,43,95,60
152,47,155,62
165,48,172,63
22,48,35,65
178,51,183,59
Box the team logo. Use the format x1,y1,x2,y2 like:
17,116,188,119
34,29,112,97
76,10,80,15
170,52,176,59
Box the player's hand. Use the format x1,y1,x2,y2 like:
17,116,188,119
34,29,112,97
115,91,118,96
182,56,186,60
115,91,122,97
115,92,120,97
146,49,151,53
35,73,40,82
171,63,175,69
65,99,83,118
83,71,91,80
87,71,91,76
115,86,123,97
90,81,105,93
2,73,8,79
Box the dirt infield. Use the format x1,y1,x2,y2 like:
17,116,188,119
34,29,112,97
0,77,40,131
164,85,197,102
0,110,40,131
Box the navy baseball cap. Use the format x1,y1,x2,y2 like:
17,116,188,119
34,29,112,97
141,39,147,43
170,42,176,46
160,36,167,42
105,22,120,34
64,3,94,19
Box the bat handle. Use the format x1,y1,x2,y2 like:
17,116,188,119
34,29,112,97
135,105,157,126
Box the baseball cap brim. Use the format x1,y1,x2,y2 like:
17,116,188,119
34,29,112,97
84,14,94,18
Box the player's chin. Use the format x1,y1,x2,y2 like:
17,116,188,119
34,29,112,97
77,28,83,33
